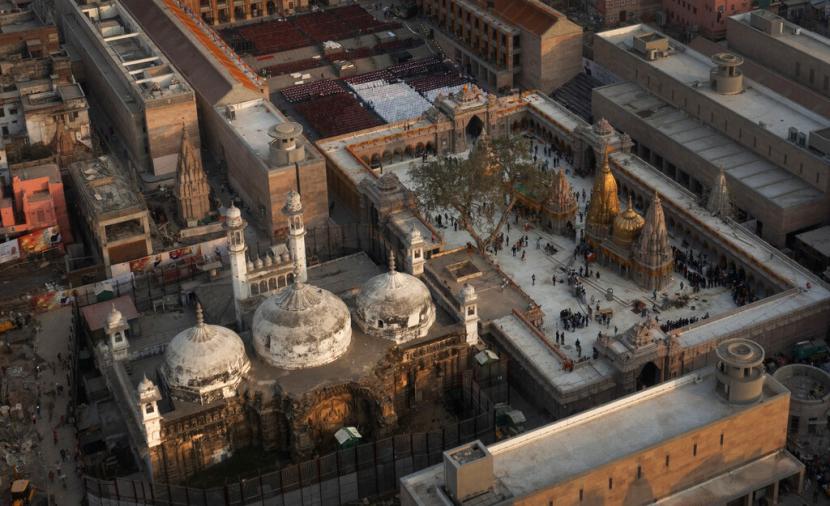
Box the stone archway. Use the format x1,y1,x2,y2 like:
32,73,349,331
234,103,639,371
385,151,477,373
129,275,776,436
466,115,484,139
637,361,661,390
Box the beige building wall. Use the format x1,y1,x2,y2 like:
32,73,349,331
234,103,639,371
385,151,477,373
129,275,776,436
533,22,584,92
144,97,201,178
514,391,790,505
727,13,830,100
593,34,830,196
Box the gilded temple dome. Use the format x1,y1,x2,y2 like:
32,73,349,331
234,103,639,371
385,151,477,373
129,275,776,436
252,265,351,370
612,195,645,247
162,304,250,404
354,251,436,345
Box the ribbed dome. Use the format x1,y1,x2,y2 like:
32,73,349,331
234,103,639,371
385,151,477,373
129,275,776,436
252,275,351,370
162,305,250,404
354,252,435,344
612,195,645,247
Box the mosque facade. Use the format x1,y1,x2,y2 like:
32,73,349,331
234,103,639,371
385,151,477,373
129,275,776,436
92,190,478,484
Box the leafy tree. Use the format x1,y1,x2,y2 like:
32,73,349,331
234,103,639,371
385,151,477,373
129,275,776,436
408,133,544,253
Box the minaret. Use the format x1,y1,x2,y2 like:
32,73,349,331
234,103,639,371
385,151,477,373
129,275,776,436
585,152,620,245
137,374,162,448
174,127,211,225
707,169,732,219
632,192,674,291
105,304,129,361
225,203,247,328
459,284,479,344
404,224,425,276
283,191,307,282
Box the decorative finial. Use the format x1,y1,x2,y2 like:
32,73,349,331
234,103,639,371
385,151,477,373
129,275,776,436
292,259,303,286
196,303,205,327
627,194,634,210
388,250,396,273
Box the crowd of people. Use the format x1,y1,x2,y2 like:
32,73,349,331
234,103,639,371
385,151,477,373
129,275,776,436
673,246,757,306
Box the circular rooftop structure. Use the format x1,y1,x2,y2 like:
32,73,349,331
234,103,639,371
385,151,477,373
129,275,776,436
773,364,830,404
354,252,435,345
716,339,765,368
162,305,250,404
269,122,303,140
711,52,744,67
252,277,351,370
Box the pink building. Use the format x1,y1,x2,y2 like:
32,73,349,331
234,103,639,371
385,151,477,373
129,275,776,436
0,163,73,244
664,0,752,39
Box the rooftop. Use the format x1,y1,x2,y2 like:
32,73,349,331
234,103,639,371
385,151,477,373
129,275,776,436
402,368,789,502
492,0,562,37
596,25,830,141
595,81,826,209
731,11,830,67
72,0,191,101
795,225,830,257
68,155,146,218
215,98,288,164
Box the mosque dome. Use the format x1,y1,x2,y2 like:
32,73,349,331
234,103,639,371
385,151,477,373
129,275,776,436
252,271,351,370
106,305,124,329
162,304,250,404
354,252,435,344
226,203,241,220
284,190,303,214
612,195,645,247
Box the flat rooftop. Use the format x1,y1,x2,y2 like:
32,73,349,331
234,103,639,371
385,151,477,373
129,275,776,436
216,98,287,164
795,225,830,258
596,25,829,141
731,11,830,67
595,81,826,209
68,155,146,218
73,0,191,100
401,368,789,501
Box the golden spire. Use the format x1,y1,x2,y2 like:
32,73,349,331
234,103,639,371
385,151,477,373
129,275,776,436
586,152,620,228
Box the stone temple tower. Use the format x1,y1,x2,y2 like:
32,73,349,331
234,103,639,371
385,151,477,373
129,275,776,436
283,191,307,282
632,192,674,291
174,128,211,226
225,203,247,328
585,152,620,246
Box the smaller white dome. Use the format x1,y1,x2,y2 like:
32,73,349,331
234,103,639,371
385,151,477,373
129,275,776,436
162,304,250,404
284,190,303,214
460,284,477,303
226,203,241,220
254,257,263,269
106,304,123,329
354,252,435,344
138,374,154,393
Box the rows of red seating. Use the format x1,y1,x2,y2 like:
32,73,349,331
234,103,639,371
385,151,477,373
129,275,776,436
406,73,468,93
293,5,399,43
264,58,323,76
280,79,347,103
387,56,444,78
293,93,383,137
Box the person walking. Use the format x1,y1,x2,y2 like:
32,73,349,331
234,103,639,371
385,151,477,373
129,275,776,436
531,274,536,286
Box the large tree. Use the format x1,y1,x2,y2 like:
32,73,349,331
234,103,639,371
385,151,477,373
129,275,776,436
408,133,545,253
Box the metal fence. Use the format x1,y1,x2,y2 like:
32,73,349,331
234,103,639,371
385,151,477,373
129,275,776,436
84,371,505,506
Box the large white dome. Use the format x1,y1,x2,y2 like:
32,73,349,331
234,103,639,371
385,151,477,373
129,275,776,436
354,252,435,344
162,305,250,404
252,277,351,370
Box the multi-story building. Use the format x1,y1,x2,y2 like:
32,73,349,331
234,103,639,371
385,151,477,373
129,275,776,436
55,0,200,188
593,0,660,28
0,163,72,243
664,0,753,39
728,11,830,98
416,0,583,92
178,0,309,25
68,155,152,273
401,340,805,505
592,25,830,247
0,7,60,58
119,0,330,236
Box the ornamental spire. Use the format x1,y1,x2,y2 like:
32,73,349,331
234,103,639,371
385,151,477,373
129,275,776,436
388,249,396,273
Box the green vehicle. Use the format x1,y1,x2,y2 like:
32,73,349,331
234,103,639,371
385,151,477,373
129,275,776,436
792,339,830,363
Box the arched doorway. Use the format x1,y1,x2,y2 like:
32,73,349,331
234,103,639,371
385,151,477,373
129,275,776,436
466,115,484,139
583,146,597,173
637,362,660,390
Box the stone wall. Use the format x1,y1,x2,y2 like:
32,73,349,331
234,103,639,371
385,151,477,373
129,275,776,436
514,389,790,505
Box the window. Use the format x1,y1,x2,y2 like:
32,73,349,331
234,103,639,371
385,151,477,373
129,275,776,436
609,477,613,490
720,433,724,446
0,108,4,118
665,454,670,468
796,62,801,77
468,306,475,316
378,320,384,328
145,403,154,414
637,465,642,479
579,489,584,502
810,68,815,84
8,108,16,115
693,443,698,456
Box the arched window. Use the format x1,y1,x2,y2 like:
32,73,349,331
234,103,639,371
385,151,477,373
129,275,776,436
269,278,277,290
